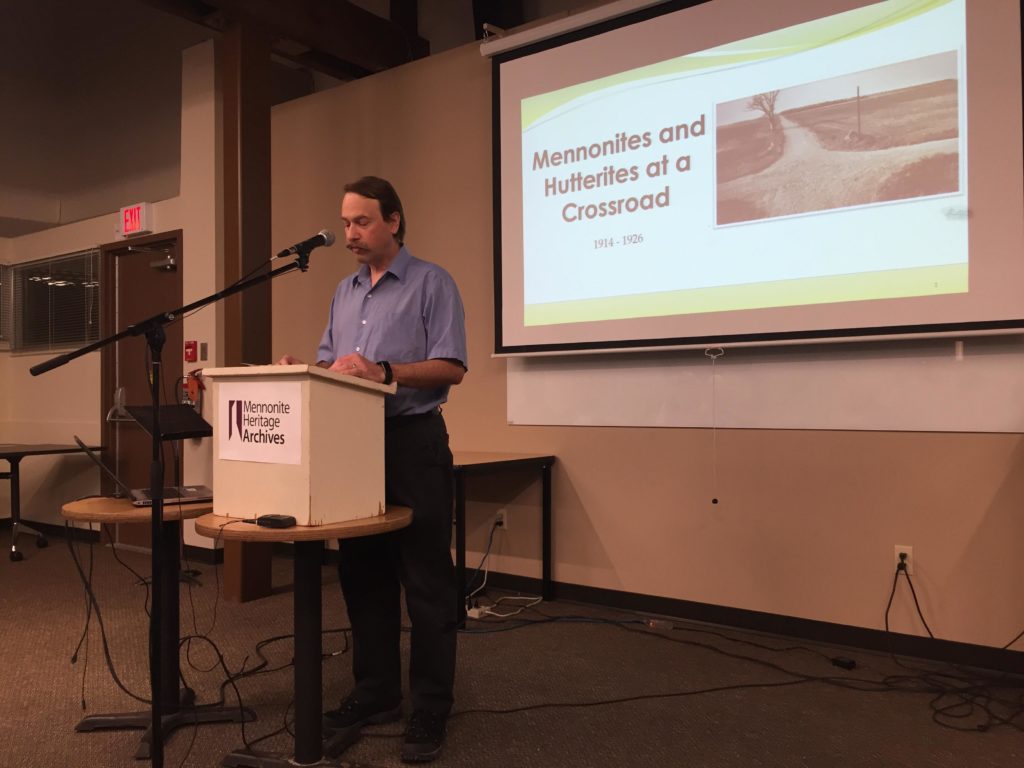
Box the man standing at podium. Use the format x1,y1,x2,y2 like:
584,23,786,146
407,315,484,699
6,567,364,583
277,176,467,762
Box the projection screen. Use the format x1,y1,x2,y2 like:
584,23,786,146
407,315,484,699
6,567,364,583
492,0,1024,354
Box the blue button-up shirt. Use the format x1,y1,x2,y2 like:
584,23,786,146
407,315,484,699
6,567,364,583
316,246,468,417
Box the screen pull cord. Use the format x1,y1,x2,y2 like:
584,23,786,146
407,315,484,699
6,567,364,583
704,347,725,505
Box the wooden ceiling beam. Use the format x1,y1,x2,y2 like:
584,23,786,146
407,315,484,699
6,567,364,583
139,0,427,76
389,0,419,41
210,0,427,73
137,0,222,28
283,49,373,82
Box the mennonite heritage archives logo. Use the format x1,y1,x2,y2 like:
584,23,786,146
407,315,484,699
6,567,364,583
227,398,290,444
219,382,302,465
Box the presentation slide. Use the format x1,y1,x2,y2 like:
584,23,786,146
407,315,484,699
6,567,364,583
495,0,1024,353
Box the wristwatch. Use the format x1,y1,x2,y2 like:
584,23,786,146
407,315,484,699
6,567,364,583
376,360,393,385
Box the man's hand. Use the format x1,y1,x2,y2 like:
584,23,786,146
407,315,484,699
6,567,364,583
276,354,304,365
317,355,464,387
329,353,385,383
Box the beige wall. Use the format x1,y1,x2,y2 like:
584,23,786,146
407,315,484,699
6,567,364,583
271,42,1024,650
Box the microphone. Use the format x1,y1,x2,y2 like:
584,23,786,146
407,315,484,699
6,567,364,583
276,230,335,258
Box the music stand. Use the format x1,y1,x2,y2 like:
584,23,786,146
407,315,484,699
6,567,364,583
125,404,213,441
126,404,211,588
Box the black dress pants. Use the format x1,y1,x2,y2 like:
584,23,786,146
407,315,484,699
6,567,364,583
337,411,457,715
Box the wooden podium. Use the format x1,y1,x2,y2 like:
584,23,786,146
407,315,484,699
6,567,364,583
203,364,396,599
204,364,396,524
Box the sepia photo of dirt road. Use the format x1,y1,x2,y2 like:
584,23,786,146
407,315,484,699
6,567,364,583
715,52,960,226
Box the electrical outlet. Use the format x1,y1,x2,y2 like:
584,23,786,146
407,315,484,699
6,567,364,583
495,509,509,530
894,545,914,575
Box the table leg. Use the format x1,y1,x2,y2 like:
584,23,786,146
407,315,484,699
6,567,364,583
541,462,552,602
454,469,467,624
293,540,324,763
5,457,51,561
160,520,182,715
220,540,328,768
7,458,21,561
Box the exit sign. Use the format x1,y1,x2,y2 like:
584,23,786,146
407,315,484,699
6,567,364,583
119,202,152,237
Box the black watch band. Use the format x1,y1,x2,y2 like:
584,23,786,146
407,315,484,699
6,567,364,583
377,360,393,385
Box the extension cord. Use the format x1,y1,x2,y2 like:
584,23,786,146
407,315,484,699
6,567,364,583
466,606,486,619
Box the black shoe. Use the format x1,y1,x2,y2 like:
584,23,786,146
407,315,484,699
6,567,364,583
323,694,402,732
401,709,447,763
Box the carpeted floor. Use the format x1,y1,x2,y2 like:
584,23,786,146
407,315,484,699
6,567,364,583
1,530,1021,768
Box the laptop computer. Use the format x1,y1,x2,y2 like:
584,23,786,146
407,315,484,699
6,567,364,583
74,436,213,507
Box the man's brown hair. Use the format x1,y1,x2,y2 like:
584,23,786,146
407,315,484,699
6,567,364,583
344,176,406,243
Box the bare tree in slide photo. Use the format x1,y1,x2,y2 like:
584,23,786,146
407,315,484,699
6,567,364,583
748,90,781,145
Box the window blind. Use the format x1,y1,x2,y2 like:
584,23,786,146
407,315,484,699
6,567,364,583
12,249,101,352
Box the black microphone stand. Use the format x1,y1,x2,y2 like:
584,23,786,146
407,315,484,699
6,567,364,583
32,249,315,768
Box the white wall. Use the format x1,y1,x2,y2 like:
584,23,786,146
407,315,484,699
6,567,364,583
0,211,112,527
1,42,222,545
179,41,223,548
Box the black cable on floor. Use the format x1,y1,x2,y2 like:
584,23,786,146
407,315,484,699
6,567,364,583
174,633,256,757
103,523,152,617
455,585,1024,734
879,561,1022,732
171,520,355,760
65,522,150,706
70,527,95,710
